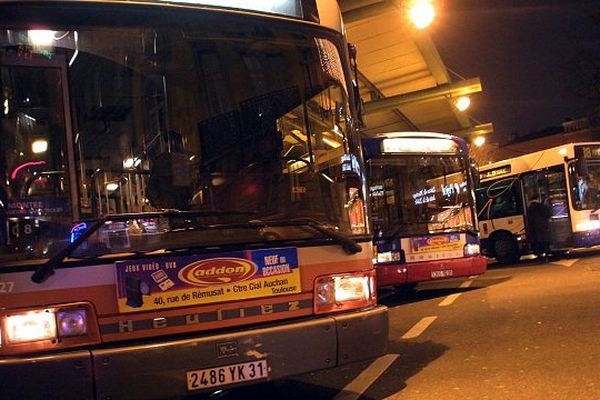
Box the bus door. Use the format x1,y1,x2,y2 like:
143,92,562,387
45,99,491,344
522,167,571,249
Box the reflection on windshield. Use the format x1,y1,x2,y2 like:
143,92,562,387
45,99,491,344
70,216,269,259
368,156,474,237
0,8,367,263
67,213,363,260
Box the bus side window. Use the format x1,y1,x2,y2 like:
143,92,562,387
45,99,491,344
475,186,488,214
479,179,521,220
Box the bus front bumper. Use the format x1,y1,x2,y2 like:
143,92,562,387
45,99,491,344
376,256,487,287
573,229,600,248
0,306,388,400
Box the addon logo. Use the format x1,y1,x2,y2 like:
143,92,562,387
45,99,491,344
428,236,450,246
179,258,258,286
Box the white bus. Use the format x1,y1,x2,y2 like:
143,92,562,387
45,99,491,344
477,143,600,263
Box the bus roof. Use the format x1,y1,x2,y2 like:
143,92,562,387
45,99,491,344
479,142,600,181
0,0,344,33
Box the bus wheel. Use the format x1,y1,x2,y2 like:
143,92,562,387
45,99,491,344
494,234,519,264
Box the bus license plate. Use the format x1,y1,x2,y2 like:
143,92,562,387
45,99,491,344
431,269,453,278
186,360,268,391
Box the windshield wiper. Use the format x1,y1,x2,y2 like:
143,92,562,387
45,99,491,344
253,217,362,255
31,210,256,284
31,211,360,283
430,202,469,224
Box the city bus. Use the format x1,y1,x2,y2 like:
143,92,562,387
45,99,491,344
0,1,388,398
362,132,486,289
477,142,600,263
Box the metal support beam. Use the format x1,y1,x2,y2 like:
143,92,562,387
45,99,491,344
340,0,386,12
341,0,394,24
413,32,450,85
411,33,475,129
452,122,495,138
357,69,419,131
363,77,483,115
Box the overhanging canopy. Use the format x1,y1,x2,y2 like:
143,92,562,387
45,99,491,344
340,0,493,139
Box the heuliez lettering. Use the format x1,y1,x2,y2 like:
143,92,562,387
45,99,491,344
101,299,311,335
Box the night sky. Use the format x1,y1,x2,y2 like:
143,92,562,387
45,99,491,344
431,0,599,143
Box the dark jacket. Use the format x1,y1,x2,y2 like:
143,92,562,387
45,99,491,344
527,201,552,243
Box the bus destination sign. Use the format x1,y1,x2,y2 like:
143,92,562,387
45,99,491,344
480,165,511,180
576,145,600,160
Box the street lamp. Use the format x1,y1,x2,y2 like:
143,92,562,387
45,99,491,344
105,182,119,192
455,96,471,112
32,139,48,154
409,0,436,30
473,136,486,147
123,157,141,169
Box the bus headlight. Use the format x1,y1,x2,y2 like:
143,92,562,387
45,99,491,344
314,270,376,314
576,220,600,232
464,243,480,257
57,308,88,337
5,310,56,344
0,302,99,355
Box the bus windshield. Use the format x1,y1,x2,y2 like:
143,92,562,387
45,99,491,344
368,155,474,238
571,160,600,211
0,6,367,263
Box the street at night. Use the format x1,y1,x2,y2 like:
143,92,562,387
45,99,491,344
207,251,600,400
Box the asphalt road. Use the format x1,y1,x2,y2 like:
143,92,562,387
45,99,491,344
192,250,600,400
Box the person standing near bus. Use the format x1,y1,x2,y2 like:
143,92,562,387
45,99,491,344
527,188,552,263
583,173,600,209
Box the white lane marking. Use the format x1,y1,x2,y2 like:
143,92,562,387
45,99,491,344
439,293,461,306
459,279,474,289
333,354,399,400
438,278,473,307
551,258,579,267
402,316,438,339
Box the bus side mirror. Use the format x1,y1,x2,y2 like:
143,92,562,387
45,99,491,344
348,43,365,128
469,158,480,188
352,81,365,128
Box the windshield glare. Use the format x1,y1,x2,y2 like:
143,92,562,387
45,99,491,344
368,156,474,237
0,9,368,263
